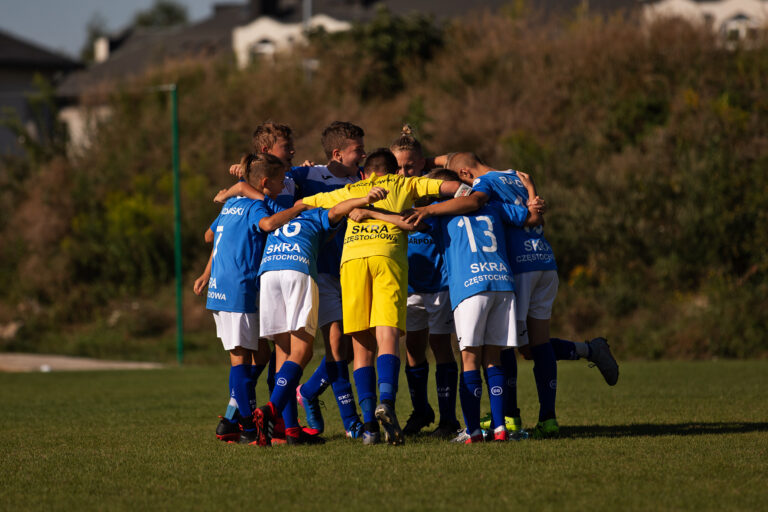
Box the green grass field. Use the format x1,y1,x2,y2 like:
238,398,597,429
1,360,766,511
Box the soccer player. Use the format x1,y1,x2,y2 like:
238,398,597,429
301,148,462,445
406,152,618,439
249,185,391,447
425,169,542,443
389,126,461,438
202,121,297,441
192,152,287,444
219,121,368,438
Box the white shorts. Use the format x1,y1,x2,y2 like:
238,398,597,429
406,290,455,334
316,273,343,328
514,270,559,345
259,270,319,339
213,311,261,351
453,291,519,350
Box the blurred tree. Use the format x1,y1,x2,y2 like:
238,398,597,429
133,0,188,28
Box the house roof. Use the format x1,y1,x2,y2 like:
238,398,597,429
0,28,81,71
58,4,251,97
57,0,643,98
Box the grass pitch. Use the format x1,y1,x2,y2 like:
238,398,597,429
1,360,766,511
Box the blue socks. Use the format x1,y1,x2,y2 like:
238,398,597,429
376,354,400,403
531,343,557,422
486,365,505,430
301,356,331,400
500,348,520,418
330,360,359,430
269,360,303,418
405,361,430,413
229,364,255,422
459,370,482,434
435,362,458,424
354,366,377,424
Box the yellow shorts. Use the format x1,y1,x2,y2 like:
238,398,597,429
339,256,407,334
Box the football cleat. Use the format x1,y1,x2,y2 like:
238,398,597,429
297,385,325,434
493,426,507,442
286,428,326,445
429,420,462,439
252,403,276,447
236,415,259,445
586,337,619,386
451,430,471,443
531,418,560,440
464,429,484,444
479,413,523,432
402,406,435,436
215,415,241,442
345,420,365,439
362,429,381,445
375,402,405,446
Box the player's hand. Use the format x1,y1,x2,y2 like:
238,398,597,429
348,208,372,222
366,187,388,203
402,206,431,225
528,195,547,214
299,159,315,167
229,163,244,177
214,189,230,203
193,274,209,295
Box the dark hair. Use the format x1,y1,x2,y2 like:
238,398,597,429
426,168,461,182
252,121,293,151
241,153,287,186
363,148,398,176
321,121,364,159
389,124,423,156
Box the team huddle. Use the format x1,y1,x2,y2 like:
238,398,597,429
193,121,619,446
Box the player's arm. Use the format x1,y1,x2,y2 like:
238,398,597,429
403,191,489,224
193,248,214,295
516,171,547,214
258,200,310,232
302,184,359,209
348,206,429,232
204,227,214,243
214,181,265,203
327,187,388,224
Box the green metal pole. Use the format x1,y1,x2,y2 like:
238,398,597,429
170,84,184,365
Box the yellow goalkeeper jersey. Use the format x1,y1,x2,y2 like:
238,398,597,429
302,173,443,267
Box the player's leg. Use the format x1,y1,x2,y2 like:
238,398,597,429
297,273,346,434
459,347,484,443
454,293,491,443
369,256,408,445
352,329,379,443
549,336,619,386
483,345,506,441
403,326,434,435
482,291,519,442
426,289,460,437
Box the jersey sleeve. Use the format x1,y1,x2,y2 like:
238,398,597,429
264,196,287,214
249,200,273,233
302,185,359,208
317,208,333,232
407,176,443,199
498,201,529,227
471,175,494,197
209,216,219,232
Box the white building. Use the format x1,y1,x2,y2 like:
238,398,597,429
643,0,768,41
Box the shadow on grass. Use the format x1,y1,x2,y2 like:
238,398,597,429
559,422,768,439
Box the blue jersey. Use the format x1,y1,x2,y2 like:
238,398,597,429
258,208,337,280
435,201,529,310
206,197,272,313
471,170,556,274
278,165,360,277
407,216,447,294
